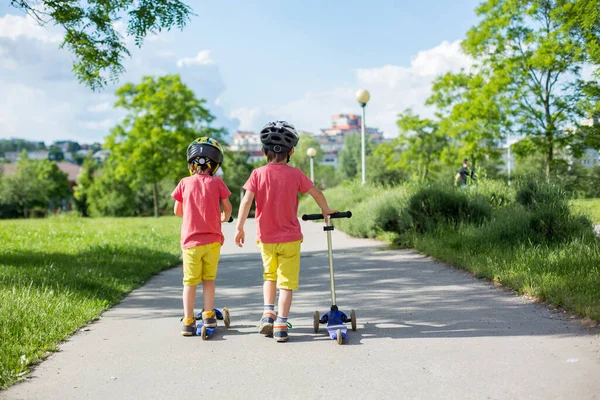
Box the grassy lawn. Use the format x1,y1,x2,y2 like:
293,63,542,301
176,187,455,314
0,216,182,389
571,199,600,224
411,229,600,321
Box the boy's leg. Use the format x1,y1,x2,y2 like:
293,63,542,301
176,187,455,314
263,280,276,305
277,289,293,318
182,246,204,336
201,243,221,328
258,242,278,335
183,285,198,321
273,241,301,342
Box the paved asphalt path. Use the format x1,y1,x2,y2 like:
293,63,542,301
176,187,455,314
3,220,599,400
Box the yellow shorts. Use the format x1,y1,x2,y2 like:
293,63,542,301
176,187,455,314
182,242,221,286
257,240,302,291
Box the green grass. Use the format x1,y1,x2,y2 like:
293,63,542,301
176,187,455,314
0,216,182,389
304,182,600,321
411,227,600,320
571,199,600,224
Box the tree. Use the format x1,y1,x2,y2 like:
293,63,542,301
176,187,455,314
106,74,224,217
427,71,508,173
222,150,254,213
391,110,450,182
74,154,98,216
48,144,65,161
288,133,324,178
11,0,193,90
338,134,374,181
0,153,69,217
462,0,594,180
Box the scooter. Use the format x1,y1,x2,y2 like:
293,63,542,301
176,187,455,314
195,308,231,340
301,211,356,345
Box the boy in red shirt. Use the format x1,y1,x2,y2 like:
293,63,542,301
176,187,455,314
172,137,232,336
235,121,336,342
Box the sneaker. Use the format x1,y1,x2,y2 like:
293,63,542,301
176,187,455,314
273,321,291,342
181,319,196,336
202,310,217,328
258,311,276,336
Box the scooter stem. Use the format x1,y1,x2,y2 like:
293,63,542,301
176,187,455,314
325,216,337,306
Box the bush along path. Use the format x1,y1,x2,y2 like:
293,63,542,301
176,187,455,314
299,179,600,321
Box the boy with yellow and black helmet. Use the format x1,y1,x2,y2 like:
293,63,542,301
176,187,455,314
172,137,232,336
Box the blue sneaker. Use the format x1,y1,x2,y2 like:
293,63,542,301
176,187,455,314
258,311,276,335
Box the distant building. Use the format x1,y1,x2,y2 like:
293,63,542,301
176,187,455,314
230,131,264,163
2,150,49,162
578,117,600,168
315,114,386,167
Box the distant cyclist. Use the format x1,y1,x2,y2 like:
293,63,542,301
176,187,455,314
455,158,475,188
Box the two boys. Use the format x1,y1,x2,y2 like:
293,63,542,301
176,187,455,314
172,121,335,341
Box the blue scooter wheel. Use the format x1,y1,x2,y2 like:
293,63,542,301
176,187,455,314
336,329,343,345
201,325,207,340
313,311,320,333
351,309,357,332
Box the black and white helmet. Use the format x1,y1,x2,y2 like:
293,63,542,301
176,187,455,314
260,120,299,153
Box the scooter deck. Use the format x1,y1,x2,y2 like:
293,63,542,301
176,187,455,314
326,324,348,340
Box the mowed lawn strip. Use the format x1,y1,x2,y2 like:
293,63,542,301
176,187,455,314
0,216,182,389
571,199,600,225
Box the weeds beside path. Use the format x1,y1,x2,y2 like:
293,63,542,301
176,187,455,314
0,216,182,389
300,182,600,322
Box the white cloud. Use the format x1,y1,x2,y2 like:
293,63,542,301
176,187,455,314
235,40,473,137
229,107,264,131
81,119,114,130
87,102,111,113
0,13,63,43
177,50,214,68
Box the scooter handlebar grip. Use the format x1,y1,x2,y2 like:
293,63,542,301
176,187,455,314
330,211,352,219
228,216,234,223
301,211,352,221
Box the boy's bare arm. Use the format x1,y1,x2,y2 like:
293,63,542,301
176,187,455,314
307,187,337,215
235,191,255,247
221,198,233,222
174,200,183,217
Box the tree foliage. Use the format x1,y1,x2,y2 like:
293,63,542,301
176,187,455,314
338,134,374,180
106,74,224,217
10,0,193,90
462,0,594,179
0,153,70,218
427,71,508,171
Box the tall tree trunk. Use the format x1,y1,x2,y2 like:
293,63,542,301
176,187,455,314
545,133,553,181
153,180,159,218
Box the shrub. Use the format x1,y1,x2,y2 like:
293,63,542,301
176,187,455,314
408,184,492,233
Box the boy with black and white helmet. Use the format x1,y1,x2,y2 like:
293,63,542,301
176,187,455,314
235,121,337,342
172,137,232,336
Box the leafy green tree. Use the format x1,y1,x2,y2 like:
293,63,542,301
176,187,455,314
378,110,449,183
87,161,137,217
11,0,193,90
48,145,65,161
462,0,594,180
0,153,69,217
106,74,224,217
288,133,323,177
222,150,254,212
37,159,71,210
74,154,98,216
427,71,508,172
338,134,374,181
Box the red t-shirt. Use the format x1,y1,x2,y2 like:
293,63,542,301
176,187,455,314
243,163,314,244
171,174,231,249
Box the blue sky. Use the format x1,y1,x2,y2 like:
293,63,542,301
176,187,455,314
0,0,480,143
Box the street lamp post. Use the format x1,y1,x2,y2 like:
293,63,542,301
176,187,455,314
307,147,317,182
356,89,370,185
